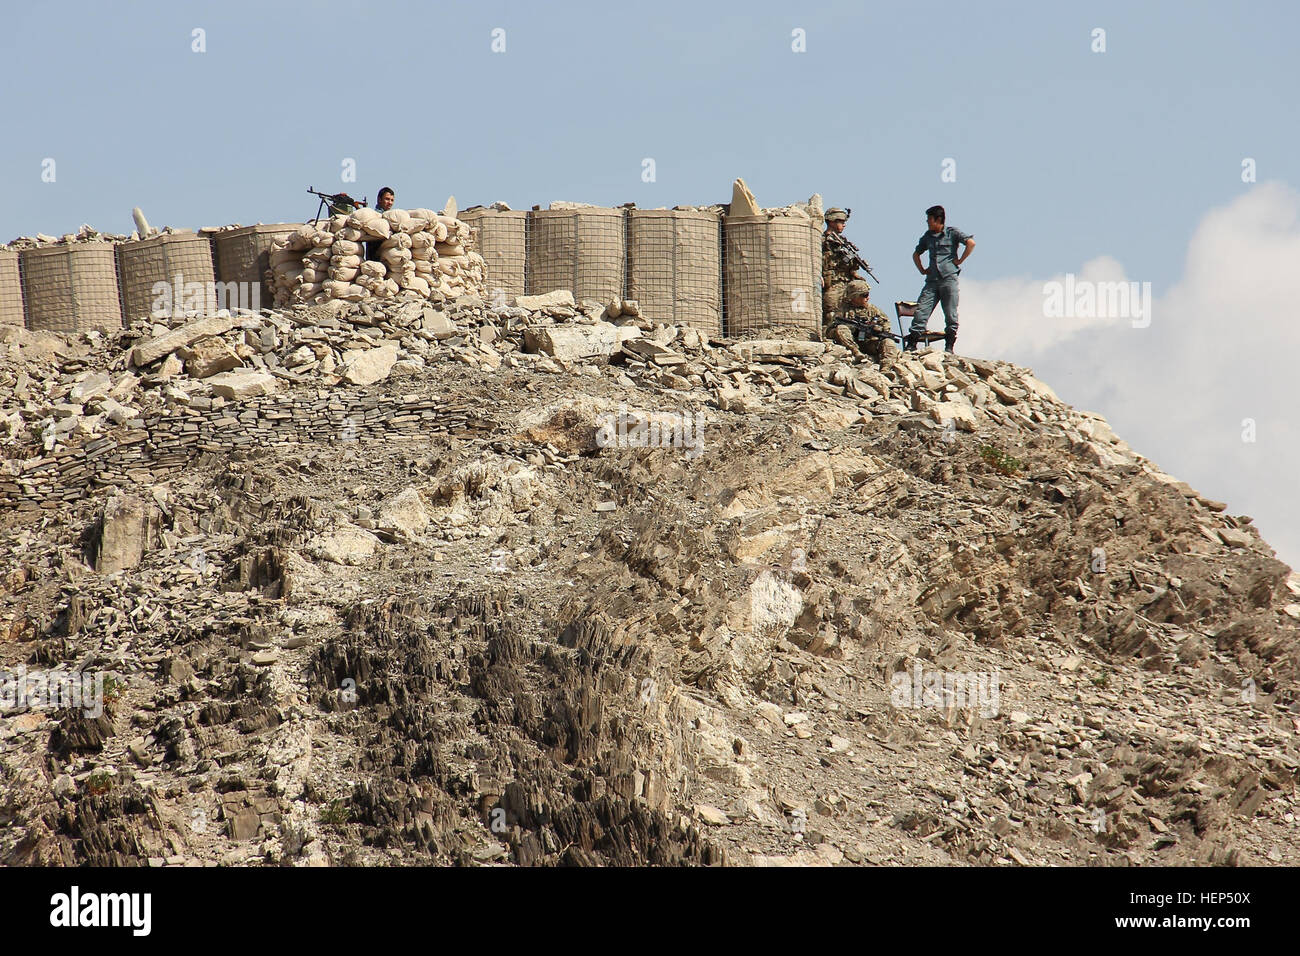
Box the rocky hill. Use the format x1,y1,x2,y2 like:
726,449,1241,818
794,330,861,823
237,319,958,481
2,294,1297,866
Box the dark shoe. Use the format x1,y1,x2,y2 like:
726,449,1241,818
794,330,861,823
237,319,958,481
903,333,919,352
944,332,956,353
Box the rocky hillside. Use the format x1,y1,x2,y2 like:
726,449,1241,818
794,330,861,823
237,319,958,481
2,294,1298,867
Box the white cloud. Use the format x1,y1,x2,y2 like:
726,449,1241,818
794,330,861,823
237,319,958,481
951,182,1300,570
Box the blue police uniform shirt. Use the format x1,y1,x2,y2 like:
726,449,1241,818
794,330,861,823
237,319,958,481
915,226,973,280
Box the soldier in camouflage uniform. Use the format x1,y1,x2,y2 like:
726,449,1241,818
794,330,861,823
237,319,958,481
822,208,858,319
826,279,900,368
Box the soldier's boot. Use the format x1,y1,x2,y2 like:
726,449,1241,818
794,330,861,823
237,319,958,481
903,333,919,352
944,331,957,354
877,340,901,370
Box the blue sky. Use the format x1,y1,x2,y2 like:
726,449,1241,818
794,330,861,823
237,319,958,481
6,0,1294,288
3,0,1298,565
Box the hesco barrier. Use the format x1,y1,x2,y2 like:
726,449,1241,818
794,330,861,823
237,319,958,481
117,232,217,322
722,215,821,339
20,244,123,333
0,249,23,327
626,209,722,333
460,208,527,300
527,207,625,303
212,223,300,311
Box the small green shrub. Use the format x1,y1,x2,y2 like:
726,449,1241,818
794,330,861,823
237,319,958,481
979,445,1022,476
319,800,351,825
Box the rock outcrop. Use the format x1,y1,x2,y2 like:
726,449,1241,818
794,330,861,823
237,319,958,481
1,291,1297,868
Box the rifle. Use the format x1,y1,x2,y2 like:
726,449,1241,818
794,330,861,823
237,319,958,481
308,187,368,220
829,314,901,346
824,225,879,284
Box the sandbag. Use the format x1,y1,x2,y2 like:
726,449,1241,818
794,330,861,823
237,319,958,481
285,225,317,251
323,280,366,301
349,208,391,240
403,275,431,297
410,232,436,257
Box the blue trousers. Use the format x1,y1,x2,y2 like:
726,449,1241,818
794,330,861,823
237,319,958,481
910,277,959,337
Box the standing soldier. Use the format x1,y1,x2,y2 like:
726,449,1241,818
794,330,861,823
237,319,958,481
821,208,860,321
827,279,900,369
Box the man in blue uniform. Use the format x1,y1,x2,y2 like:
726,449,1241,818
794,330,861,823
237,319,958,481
906,205,975,353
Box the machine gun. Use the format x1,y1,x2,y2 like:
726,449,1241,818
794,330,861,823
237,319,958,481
823,221,879,284
308,187,367,221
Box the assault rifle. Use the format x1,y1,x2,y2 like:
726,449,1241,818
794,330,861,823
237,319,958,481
823,225,879,284
829,313,901,347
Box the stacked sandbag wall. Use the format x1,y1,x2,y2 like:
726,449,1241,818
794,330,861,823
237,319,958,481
268,208,484,306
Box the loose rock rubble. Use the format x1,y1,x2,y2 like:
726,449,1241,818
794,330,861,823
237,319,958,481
2,294,1298,867
3,224,134,250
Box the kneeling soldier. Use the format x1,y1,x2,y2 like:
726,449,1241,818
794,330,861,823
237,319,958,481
826,279,900,368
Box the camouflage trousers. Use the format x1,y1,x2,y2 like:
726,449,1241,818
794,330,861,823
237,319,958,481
825,321,901,368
